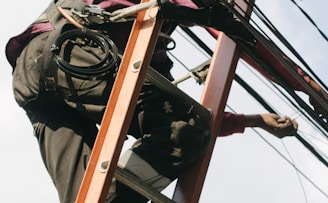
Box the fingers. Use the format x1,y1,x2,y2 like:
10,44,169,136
273,116,298,138
257,113,298,138
292,118,298,129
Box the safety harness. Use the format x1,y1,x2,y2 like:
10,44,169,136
36,0,122,90
36,0,254,91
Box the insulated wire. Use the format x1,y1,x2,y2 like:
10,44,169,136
299,129,328,146
241,60,328,136
177,23,328,135
300,132,328,161
174,27,211,59
175,22,328,167
225,104,328,200
262,133,328,200
171,25,328,197
288,0,328,42
233,72,328,198
235,70,328,167
240,60,294,111
281,141,308,203
174,27,328,170
234,19,328,131
178,23,328,137
270,80,328,136
242,0,328,92
167,51,191,72
238,0,328,91
254,126,328,200
167,2,328,201
220,0,328,123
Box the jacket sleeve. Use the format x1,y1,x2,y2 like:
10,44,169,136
219,112,246,137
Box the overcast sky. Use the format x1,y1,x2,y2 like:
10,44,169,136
1,0,328,203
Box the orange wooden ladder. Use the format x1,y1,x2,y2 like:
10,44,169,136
75,0,254,202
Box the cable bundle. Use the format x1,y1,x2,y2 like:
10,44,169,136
51,28,119,80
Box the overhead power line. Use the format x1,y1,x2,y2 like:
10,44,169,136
289,0,328,42
176,25,328,169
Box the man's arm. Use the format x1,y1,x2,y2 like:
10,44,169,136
244,113,298,138
220,113,298,138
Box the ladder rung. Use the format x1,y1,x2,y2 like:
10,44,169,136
146,67,212,121
172,59,211,85
114,167,175,203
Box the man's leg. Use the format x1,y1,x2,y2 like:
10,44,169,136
26,99,98,203
109,90,211,202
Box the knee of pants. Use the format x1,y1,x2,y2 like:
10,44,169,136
106,149,171,202
131,118,211,179
170,120,211,164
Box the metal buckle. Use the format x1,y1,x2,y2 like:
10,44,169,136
71,5,111,25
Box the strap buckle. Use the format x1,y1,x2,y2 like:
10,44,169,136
71,5,112,25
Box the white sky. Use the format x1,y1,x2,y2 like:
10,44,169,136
1,0,328,203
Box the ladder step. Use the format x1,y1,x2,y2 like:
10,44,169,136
172,59,211,85
146,67,212,121
114,167,175,203
112,66,211,202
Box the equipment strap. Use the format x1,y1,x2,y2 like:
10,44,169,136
34,0,88,29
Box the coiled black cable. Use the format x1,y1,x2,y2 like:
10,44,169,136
51,27,118,80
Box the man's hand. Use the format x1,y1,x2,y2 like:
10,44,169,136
245,113,298,138
260,113,298,138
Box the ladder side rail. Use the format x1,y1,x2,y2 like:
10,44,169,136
172,30,240,203
172,1,254,202
76,4,163,203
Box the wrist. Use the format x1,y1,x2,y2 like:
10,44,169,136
244,114,264,128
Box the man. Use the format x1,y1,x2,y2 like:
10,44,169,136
6,0,297,202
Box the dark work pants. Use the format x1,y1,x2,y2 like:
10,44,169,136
13,30,210,203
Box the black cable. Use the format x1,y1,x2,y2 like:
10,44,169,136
51,28,118,81
179,26,213,56
249,1,328,92
289,0,328,42
220,0,328,119
243,60,328,136
179,26,328,168
234,73,328,168
217,0,328,131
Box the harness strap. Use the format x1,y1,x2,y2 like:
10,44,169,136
36,0,86,90
34,0,89,29
36,0,120,91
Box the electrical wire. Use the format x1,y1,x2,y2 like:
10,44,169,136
288,0,328,42
299,129,328,146
51,28,119,80
166,1,328,201
225,104,328,200
234,65,328,167
175,25,328,169
235,26,328,131
178,22,328,136
51,1,328,200
253,124,328,200
163,8,328,202
241,60,328,137
282,141,309,203
171,25,328,198
219,0,328,121
240,0,328,92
